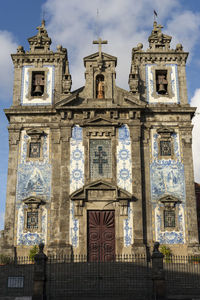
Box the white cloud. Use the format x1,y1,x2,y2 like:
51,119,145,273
42,0,200,181
191,89,200,183
0,31,18,102
166,10,200,58
43,0,200,90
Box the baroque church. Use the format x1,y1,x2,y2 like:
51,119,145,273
1,20,200,259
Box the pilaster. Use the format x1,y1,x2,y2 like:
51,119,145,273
129,124,145,250
3,128,20,253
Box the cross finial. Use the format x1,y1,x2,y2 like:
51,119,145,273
93,38,108,59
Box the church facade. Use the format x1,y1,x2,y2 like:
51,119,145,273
2,21,199,258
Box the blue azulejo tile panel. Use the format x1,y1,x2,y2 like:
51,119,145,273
150,130,185,202
117,125,132,194
150,129,186,244
16,164,51,202
16,130,51,245
21,65,55,105
124,205,133,247
69,125,84,247
145,64,179,104
70,202,79,248
155,204,185,244
117,125,133,247
150,161,185,201
70,125,84,194
17,205,47,246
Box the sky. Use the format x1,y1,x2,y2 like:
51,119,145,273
0,0,200,230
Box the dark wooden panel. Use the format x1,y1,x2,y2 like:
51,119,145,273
88,211,115,262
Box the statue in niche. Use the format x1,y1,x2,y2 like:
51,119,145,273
96,74,104,99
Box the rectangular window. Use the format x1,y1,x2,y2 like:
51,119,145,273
29,142,41,158
164,210,175,228
27,211,38,229
90,139,112,179
160,140,171,156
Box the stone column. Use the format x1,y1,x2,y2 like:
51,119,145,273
181,127,199,251
33,243,48,300
151,242,165,300
130,122,145,253
58,125,72,254
48,127,61,252
3,128,20,255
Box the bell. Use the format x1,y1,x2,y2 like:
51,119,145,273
33,84,43,96
158,83,166,94
157,74,167,94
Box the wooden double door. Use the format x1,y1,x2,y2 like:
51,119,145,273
87,210,115,262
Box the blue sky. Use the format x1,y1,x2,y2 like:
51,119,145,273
0,0,200,229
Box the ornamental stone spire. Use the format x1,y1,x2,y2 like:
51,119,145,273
28,20,52,53
148,21,172,51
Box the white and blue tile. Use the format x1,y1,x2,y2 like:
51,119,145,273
69,125,85,247
117,125,133,246
155,204,185,244
17,205,47,246
16,130,51,245
21,65,55,105
145,64,179,104
124,206,133,247
150,129,186,244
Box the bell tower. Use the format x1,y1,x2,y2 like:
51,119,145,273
128,22,199,254
129,21,188,105
11,20,72,107
3,20,73,255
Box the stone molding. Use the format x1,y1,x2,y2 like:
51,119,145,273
70,180,133,217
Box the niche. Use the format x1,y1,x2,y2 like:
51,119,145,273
96,74,105,99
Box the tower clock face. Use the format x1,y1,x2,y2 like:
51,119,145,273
21,65,55,105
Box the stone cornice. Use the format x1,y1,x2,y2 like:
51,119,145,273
11,52,67,66
145,105,196,114
132,51,188,64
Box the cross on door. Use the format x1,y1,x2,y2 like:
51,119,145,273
93,146,108,175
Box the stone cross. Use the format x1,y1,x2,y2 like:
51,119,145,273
93,38,108,58
93,146,108,174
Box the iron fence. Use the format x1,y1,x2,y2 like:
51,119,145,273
164,255,200,297
1,253,200,299
0,257,34,297
46,254,152,300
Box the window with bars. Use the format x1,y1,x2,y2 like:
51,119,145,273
164,210,175,228
27,211,38,229
160,140,171,156
29,142,41,158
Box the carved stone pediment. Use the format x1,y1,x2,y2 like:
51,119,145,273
26,128,44,139
71,180,132,201
157,127,174,137
83,117,120,127
23,196,45,208
84,52,117,66
159,194,181,208
71,180,132,216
